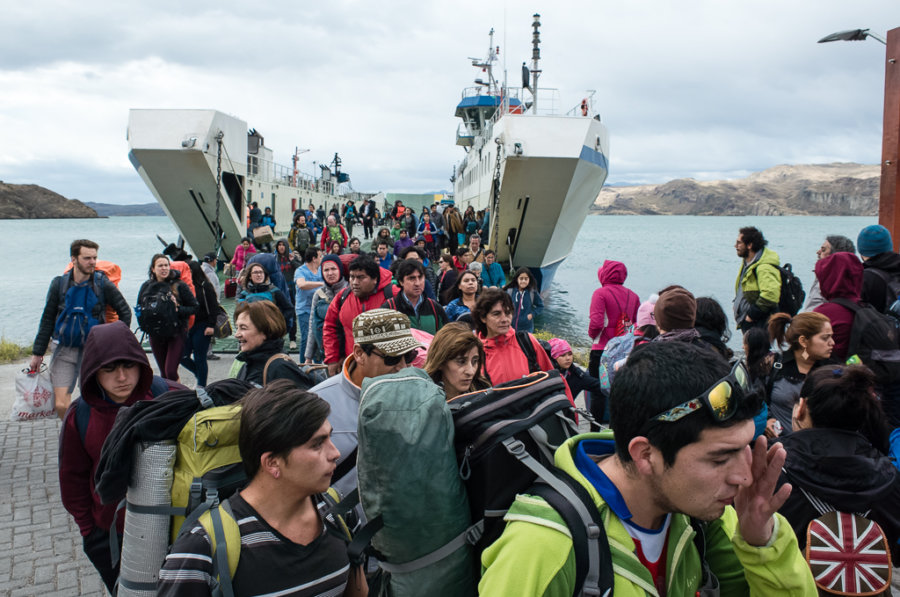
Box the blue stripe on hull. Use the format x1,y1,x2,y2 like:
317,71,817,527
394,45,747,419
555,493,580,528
579,144,609,170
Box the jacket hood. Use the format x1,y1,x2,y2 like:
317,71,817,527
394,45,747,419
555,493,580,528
782,428,899,509
598,260,627,286
80,321,153,409
478,327,517,349
815,252,863,300
377,266,394,291
320,254,347,281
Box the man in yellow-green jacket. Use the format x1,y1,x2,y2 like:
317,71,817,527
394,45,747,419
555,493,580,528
479,342,816,596
734,226,782,333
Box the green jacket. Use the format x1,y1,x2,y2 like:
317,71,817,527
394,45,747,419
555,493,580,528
734,248,781,323
478,432,816,597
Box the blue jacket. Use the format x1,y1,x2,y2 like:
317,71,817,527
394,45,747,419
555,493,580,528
507,288,543,333
482,263,506,288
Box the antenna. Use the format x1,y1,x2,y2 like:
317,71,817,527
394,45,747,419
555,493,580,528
530,14,541,113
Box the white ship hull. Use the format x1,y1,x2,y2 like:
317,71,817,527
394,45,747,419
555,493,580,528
453,113,609,292
127,109,360,261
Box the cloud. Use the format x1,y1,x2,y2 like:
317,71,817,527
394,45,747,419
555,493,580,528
0,0,895,201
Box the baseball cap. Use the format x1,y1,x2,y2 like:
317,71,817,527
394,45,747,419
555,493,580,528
352,309,424,356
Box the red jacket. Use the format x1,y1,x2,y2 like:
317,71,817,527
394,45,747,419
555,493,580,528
478,328,574,404
58,321,181,536
323,268,396,364
814,252,864,361
320,224,349,250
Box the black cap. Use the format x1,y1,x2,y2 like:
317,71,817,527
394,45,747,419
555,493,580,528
202,252,217,263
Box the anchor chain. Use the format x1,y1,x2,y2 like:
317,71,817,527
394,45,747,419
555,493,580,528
214,132,224,260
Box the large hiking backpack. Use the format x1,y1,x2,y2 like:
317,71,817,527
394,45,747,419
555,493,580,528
449,370,579,554
776,263,805,316
869,268,900,318
830,298,900,385
353,368,476,596
597,332,649,394
797,486,893,596
169,261,197,330
54,272,103,348
137,281,180,338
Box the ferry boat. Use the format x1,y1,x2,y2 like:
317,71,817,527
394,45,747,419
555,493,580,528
127,109,374,261
452,16,610,292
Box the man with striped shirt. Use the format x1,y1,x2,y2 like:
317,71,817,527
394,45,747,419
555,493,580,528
158,380,367,596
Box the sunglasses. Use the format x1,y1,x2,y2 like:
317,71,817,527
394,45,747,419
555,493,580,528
371,349,417,367
652,360,750,423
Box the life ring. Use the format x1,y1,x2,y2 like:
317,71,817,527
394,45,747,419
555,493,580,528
580,99,589,117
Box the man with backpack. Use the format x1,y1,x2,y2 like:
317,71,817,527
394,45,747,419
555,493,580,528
479,341,816,596
158,380,367,597
857,224,900,314
30,239,132,418
311,310,423,518
59,321,181,594
734,226,782,332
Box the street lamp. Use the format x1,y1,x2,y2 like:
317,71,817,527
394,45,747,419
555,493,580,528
818,28,886,45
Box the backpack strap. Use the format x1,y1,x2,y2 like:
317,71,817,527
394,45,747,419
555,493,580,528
333,446,358,484
500,437,605,595
528,477,614,597
198,500,241,597
690,519,720,597
75,397,91,444
262,353,295,386
515,331,541,373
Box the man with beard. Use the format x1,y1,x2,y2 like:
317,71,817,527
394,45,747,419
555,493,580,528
733,226,781,333
30,239,131,418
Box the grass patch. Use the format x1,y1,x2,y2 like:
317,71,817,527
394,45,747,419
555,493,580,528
0,337,30,364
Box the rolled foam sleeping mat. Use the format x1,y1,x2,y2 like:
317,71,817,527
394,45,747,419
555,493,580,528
118,441,177,597
358,368,476,597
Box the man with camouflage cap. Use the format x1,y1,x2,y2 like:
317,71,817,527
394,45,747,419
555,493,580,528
310,309,424,502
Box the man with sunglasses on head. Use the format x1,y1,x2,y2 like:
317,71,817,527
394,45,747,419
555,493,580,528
310,309,423,515
480,341,816,596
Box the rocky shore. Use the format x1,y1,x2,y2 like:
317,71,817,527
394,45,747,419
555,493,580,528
593,162,879,216
0,182,97,219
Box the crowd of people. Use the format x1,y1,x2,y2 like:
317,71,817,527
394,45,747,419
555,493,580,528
30,219,900,595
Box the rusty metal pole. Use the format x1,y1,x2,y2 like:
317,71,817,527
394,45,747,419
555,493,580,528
879,27,900,248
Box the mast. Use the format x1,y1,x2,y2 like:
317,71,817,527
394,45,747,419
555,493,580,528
530,14,542,114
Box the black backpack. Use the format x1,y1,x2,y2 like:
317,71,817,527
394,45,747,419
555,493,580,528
514,331,552,374
869,268,900,317
776,263,805,316
830,298,900,385
449,370,579,554
138,281,180,338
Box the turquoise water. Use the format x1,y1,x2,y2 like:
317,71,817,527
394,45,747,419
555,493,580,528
0,215,876,350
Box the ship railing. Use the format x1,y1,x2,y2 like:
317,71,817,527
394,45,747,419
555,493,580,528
485,87,563,126
245,154,339,195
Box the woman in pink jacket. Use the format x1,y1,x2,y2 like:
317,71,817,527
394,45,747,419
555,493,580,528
587,260,640,381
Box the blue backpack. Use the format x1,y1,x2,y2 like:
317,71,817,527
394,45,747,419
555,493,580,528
54,272,103,348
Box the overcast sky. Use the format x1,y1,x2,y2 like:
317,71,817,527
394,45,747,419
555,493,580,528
0,1,895,204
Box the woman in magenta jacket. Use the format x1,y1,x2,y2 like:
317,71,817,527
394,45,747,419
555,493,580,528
587,260,640,381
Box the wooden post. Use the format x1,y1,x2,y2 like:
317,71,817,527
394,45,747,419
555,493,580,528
880,27,900,248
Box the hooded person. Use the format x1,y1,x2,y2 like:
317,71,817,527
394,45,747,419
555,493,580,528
813,251,863,361
587,260,640,380
58,321,181,593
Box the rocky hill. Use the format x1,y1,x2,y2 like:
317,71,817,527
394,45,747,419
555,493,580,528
84,202,165,217
593,163,880,216
0,182,97,219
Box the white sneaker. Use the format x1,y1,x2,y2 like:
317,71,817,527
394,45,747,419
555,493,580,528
289,341,297,350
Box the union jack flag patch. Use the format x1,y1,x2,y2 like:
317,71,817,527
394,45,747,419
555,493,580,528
805,511,892,596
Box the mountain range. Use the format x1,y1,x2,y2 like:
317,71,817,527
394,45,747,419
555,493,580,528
592,163,879,216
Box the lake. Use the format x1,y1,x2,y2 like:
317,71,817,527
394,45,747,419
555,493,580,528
0,214,876,351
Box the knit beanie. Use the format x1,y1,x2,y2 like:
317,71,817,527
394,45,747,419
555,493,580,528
636,294,659,328
548,338,572,360
857,224,893,257
654,288,696,331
